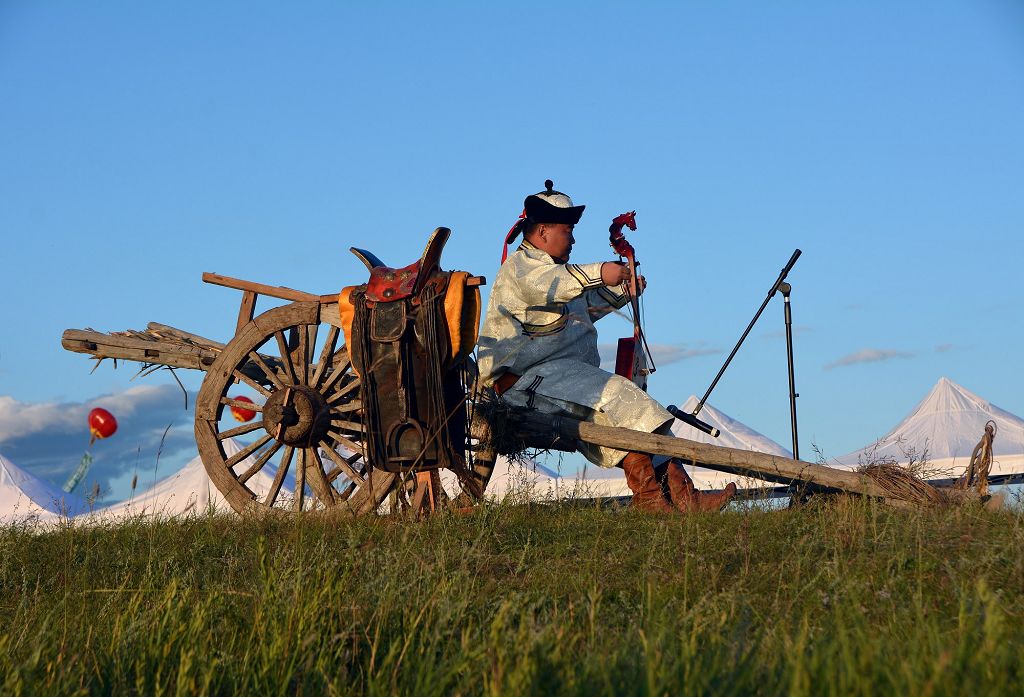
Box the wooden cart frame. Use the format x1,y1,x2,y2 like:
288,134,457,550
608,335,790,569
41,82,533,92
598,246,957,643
63,271,975,514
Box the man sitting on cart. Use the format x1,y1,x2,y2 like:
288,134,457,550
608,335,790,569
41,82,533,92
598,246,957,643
477,181,737,513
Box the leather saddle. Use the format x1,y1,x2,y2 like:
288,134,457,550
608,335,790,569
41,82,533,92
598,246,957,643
351,227,448,302
341,228,477,474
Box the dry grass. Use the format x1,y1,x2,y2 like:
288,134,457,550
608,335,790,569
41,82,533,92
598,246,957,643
860,463,951,507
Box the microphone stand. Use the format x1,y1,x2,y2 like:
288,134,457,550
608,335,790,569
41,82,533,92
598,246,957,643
692,249,802,449
779,282,799,460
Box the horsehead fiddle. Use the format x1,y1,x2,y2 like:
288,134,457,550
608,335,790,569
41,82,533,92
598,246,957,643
609,211,656,390
609,211,722,438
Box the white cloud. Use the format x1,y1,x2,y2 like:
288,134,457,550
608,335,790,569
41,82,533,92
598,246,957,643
0,384,181,441
0,384,197,500
823,348,914,370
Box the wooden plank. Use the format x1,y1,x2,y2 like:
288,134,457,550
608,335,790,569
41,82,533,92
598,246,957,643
274,331,298,385
329,419,362,433
225,433,275,468
410,471,431,514
319,302,341,327
264,446,294,508
327,430,365,449
61,331,216,371
305,447,338,506
310,325,340,388
231,369,273,398
62,329,213,358
145,323,225,350
63,328,288,383
253,301,319,334
245,351,286,390
326,375,360,404
294,447,306,511
511,411,891,498
322,358,354,394
203,272,320,303
238,440,282,485
323,431,364,458
219,396,265,413
216,419,266,441
305,324,318,385
236,290,258,334
61,339,203,371
321,446,366,487
296,322,309,384
355,471,397,516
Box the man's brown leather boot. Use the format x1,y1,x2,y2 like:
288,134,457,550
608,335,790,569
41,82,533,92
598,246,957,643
621,452,674,513
667,460,738,512
695,482,738,512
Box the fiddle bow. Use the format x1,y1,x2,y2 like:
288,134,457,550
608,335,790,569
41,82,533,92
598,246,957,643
609,211,656,390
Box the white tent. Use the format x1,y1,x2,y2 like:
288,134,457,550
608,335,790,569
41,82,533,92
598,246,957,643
86,438,290,521
834,377,1024,478
460,456,633,501
1,451,88,523
561,464,632,498
669,395,792,490
440,455,632,502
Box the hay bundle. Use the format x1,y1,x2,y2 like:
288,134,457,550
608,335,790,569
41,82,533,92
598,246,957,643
859,463,951,507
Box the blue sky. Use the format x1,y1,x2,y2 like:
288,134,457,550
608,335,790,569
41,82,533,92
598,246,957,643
1,1,1022,499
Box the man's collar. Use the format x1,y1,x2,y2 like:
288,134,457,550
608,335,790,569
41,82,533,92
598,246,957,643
518,238,538,252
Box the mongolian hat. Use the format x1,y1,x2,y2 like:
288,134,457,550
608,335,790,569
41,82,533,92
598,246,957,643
502,180,586,261
523,179,586,226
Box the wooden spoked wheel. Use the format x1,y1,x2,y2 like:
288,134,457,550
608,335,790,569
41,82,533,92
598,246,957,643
194,301,495,516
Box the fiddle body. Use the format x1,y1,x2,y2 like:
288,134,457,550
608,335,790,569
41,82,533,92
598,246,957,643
615,336,649,390
609,211,654,390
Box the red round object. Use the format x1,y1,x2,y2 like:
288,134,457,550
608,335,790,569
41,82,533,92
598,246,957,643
229,395,257,423
88,407,118,441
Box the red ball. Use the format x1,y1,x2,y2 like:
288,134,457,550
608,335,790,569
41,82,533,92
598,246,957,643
230,395,257,422
88,407,118,441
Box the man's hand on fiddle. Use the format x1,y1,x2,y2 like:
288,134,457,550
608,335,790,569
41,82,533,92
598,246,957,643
601,262,646,296
601,261,630,286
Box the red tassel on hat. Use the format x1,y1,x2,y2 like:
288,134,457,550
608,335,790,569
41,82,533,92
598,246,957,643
501,209,527,264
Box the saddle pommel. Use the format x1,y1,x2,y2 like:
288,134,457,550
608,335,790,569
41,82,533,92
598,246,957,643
351,227,451,302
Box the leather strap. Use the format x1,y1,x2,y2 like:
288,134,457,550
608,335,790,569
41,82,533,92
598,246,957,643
493,371,522,397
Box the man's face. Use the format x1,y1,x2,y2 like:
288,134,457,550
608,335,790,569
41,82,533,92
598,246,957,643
534,223,576,263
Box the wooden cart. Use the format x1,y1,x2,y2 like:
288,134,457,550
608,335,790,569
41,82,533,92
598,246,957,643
62,271,970,514
64,272,501,515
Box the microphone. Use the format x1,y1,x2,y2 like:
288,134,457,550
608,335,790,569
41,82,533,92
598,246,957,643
667,405,721,438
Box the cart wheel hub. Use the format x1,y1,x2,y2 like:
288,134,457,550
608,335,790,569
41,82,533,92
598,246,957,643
263,386,330,446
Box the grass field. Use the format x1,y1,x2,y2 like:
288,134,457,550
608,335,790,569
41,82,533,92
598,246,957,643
2,498,1022,696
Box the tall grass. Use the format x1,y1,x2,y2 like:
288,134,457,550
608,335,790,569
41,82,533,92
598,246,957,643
1,498,1022,695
